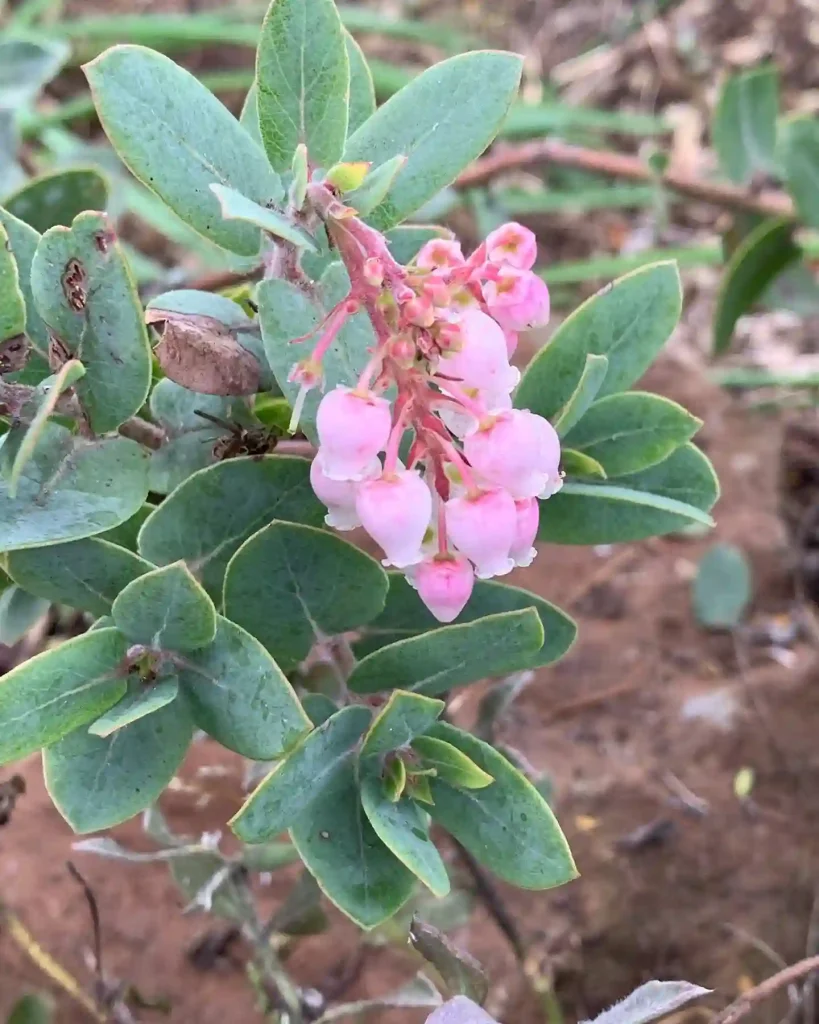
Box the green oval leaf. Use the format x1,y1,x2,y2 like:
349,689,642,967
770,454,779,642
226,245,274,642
618,442,719,512
209,184,318,250
344,51,523,230
713,66,779,184
538,480,714,545
231,705,371,843
88,676,180,737
0,221,26,344
137,455,323,599
176,614,310,759
713,217,800,355
0,207,48,356
561,449,607,480
345,31,375,135
44,697,192,832
84,45,283,255
5,168,111,234
411,736,493,790
0,424,150,553
356,573,576,669
257,0,350,170
426,723,576,890
348,608,544,696
0,585,50,646
692,543,752,629
7,537,152,616
224,520,388,672
0,38,68,111
112,561,217,651
778,116,819,228
553,353,608,437
562,392,702,477
289,758,415,929
361,690,444,758
360,764,450,897
516,262,682,415
30,211,152,432
0,628,127,764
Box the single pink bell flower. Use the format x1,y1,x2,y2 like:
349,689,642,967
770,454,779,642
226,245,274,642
356,468,432,568
483,268,550,332
511,497,539,567
464,409,561,500
445,488,516,579
484,222,537,270
414,554,475,622
415,238,465,273
437,308,519,397
316,386,392,481
310,456,379,531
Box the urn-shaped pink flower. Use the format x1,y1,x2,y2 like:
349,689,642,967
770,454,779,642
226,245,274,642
414,554,475,622
316,386,391,481
464,409,561,499
511,496,539,567
437,308,519,397
310,456,379,531
483,268,550,332
445,488,517,579
356,468,432,568
484,222,537,270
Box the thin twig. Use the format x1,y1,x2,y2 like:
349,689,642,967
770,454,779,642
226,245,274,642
455,139,795,220
117,417,165,450
715,956,819,1024
67,861,104,980
454,840,526,963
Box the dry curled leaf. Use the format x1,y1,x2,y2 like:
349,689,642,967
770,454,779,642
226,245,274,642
147,309,262,396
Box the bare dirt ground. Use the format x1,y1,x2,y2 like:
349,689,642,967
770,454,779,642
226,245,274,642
2,356,818,1023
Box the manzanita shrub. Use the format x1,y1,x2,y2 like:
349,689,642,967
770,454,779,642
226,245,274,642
0,0,718,932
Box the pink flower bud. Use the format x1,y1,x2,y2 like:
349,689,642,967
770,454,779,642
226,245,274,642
483,268,550,332
437,309,519,397
415,239,465,272
464,409,561,499
316,386,392,481
511,497,539,567
363,257,384,287
414,554,475,623
310,456,379,531
445,488,516,579
356,468,432,568
485,222,537,270
403,294,435,328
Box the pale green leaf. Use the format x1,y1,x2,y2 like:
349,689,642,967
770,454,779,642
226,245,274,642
348,608,544,696
84,45,283,255
231,705,371,843
344,51,522,230
112,561,217,651
224,520,388,671
256,0,349,170
30,211,152,432
6,537,152,616
0,628,127,764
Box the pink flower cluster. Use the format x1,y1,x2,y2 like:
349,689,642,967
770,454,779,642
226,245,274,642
295,207,562,624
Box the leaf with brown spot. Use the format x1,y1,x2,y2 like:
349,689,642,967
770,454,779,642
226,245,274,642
30,211,152,433
0,334,30,376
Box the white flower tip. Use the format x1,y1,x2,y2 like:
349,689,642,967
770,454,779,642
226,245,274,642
514,547,537,568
